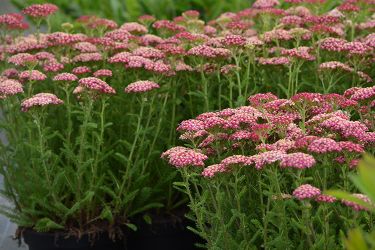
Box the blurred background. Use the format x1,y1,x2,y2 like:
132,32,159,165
10,0,253,30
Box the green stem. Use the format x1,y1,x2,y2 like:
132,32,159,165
115,97,145,212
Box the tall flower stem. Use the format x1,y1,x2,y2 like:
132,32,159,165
115,97,145,212
76,97,94,230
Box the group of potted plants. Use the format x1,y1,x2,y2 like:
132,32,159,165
0,0,374,249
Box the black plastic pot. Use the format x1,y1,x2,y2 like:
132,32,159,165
126,214,204,250
22,229,125,250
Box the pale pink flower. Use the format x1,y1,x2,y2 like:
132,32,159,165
248,92,278,107
342,194,371,211
222,34,247,46
22,3,58,17
161,146,208,168
93,69,112,78
315,194,337,203
21,93,63,112
53,73,78,82
250,150,287,169
8,53,37,66
258,57,290,65
120,22,148,34
293,184,321,200
0,13,28,30
349,86,375,101
318,61,353,72
221,155,253,167
35,52,55,60
72,42,98,53
307,138,342,153
47,32,86,46
72,66,91,75
2,68,19,79
0,79,23,97
280,153,316,169
72,52,102,63
177,119,205,132
124,80,160,93
78,77,116,94
133,47,165,59
43,59,64,72
319,37,347,52
188,45,231,58
252,0,279,9
263,29,292,43
202,164,227,178
19,70,47,81
338,141,364,153
281,46,315,61
357,71,373,83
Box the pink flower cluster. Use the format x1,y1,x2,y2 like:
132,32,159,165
124,80,160,93
293,184,321,200
22,3,58,18
78,77,116,95
21,93,63,112
161,147,208,168
164,90,373,178
0,79,23,98
53,73,78,82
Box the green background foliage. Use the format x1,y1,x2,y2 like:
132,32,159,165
11,0,253,24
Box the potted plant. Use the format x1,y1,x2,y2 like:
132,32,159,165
0,4,170,249
163,89,375,249
1,0,374,249
0,3,204,249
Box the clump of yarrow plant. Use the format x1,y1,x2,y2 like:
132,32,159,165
0,0,374,246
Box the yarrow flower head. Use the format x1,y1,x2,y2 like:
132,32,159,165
0,13,28,30
315,194,337,203
258,57,290,65
19,70,47,81
161,147,208,168
252,0,279,9
0,79,24,98
52,73,78,82
22,3,58,18
177,119,205,132
93,69,112,78
202,164,227,178
72,52,102,63
8,53,37,66
124,80,160,93
78,77,116,95
307,138,342,154
279,153,316,169
188,45,231,58
120,22,148,34
222,34,247,46
342,194,372,211
21,93,63,112
293,184,321,200
319,61,353,72
251,150,287,169
72,66,91,75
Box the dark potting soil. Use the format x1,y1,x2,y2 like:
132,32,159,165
22,228,125,250
126,210,205,250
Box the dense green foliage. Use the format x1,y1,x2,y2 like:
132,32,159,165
11,0,253,27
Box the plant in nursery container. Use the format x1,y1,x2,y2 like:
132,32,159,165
1,0,375,249
163,90,375,249
0,4,165,250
